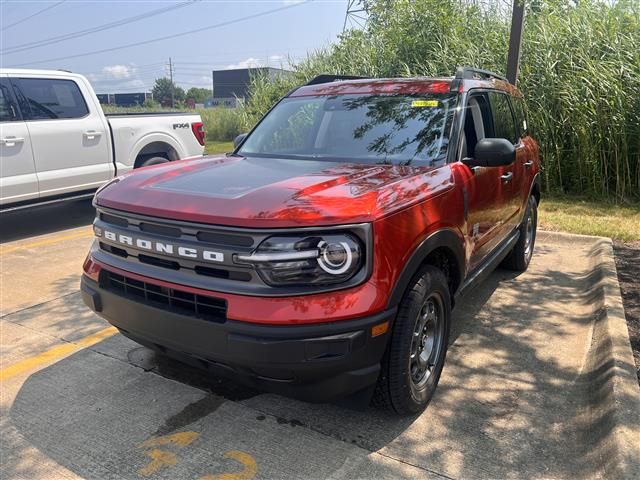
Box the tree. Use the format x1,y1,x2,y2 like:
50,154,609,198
186,87,212,104
151,78,185,108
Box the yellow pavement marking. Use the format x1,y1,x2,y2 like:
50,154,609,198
138,449,178,477
138,432,200,450
0,228,93,256
200,451,258,480
137,431,200,477
0,326,117,381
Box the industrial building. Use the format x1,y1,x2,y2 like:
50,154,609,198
205,67,291,108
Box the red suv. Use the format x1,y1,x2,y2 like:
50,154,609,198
81,67,541,415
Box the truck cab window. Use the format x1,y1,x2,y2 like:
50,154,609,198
14,78,89,120
0,85,17,122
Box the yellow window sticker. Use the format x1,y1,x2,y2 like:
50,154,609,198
411,99,439,107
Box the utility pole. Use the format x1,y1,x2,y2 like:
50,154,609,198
168,57,175,108
506,0,525,85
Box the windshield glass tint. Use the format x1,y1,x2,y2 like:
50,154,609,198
239,93,457,165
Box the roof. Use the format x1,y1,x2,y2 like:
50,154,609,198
0,68,85,79
289,76,520,97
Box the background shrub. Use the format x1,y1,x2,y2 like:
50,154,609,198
241,0,640,201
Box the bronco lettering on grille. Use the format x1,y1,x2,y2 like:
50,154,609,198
101,230,224,263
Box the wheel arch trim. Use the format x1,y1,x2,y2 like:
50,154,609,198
386,229,466,309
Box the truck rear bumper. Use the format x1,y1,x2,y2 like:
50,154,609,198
81,275,395,402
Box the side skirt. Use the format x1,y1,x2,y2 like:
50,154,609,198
455,229,520,301
0,190,96,214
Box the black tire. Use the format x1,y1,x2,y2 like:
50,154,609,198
373,265,451,415
502,195,538,272
138,156,169,168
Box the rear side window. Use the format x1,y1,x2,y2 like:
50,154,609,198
488,92,517,144
0,83,18,122
14,78,89,120
510,95,528,138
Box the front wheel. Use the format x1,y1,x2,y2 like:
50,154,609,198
502,195,538,272
373,266,451,415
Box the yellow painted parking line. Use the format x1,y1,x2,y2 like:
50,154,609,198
0,326,117,381
0,228,93,256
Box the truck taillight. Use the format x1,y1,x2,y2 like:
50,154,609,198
191,122,205,146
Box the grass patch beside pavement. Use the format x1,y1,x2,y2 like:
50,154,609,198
538,196,640,242
205,141,234,155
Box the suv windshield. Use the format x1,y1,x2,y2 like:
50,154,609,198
239,93,457,166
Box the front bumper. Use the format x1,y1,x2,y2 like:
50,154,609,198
81,274,395,402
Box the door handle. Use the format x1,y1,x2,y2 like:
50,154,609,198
523,161,534,168
1,137,25,147
501,172,513,183
83,130,102,140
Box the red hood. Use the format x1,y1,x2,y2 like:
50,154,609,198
96,155,454,227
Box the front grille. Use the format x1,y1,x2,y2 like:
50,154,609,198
100,270,227,323
96,209,256,283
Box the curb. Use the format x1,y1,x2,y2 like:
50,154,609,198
540,232,640,478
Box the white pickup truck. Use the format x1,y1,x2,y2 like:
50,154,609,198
0,69,205,211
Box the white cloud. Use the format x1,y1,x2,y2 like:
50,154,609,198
223,57,263,70
223,55,291,70
102,64,134,79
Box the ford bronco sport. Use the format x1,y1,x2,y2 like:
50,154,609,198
81,67,541,415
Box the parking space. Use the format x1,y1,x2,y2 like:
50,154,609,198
0,202,623,479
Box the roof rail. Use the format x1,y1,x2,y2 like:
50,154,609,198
305,74,368,86
450,66,508,92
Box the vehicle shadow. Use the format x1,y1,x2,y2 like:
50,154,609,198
0,199,95,244
3,241,637,479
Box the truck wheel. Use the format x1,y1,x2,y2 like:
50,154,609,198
374,266,451,415
138,156,169,168
502,195,537,272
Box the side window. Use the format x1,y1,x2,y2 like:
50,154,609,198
14,78,89,120
461,93,492,158
0,82,18,122
488,92,517,144
510,95,528,138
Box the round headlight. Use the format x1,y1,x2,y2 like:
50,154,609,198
318,241,353,274
236,232,364,286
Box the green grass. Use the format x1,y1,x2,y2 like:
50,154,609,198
538,195,640,242
205,140,234,155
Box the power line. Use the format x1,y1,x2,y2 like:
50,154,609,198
1,1,199,55
1,0,66,32
8,1,311,68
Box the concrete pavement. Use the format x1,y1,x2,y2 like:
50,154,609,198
1,201,638,479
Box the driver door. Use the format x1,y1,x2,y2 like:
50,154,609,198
460,92,514,271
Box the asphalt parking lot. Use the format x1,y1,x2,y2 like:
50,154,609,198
1,200,638,479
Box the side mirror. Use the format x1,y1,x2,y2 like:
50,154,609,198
463,138,515,168
233,133,248,149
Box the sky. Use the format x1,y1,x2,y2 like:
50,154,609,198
0,0,348,93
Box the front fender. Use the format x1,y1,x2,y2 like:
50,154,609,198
386,228,465,309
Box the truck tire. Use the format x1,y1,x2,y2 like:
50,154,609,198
374,265,451,415
138,156,169,168
502,195,538,272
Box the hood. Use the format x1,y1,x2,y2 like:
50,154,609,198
96,155,454,227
